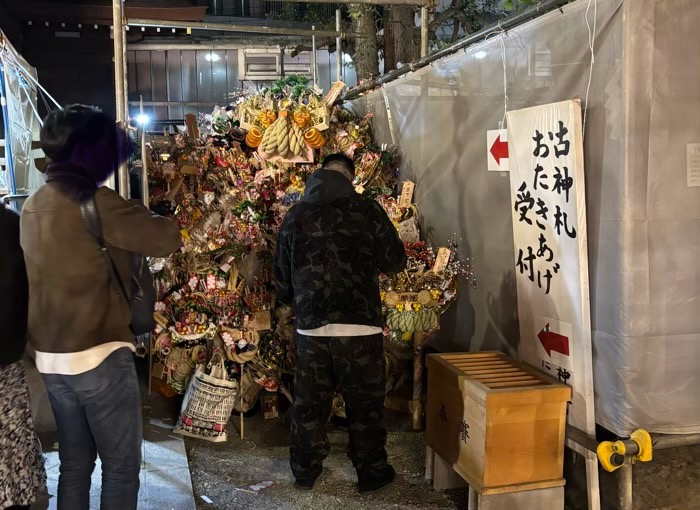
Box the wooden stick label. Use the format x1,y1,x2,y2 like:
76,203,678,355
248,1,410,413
432,247,451,273
399,180,415,208
324,81,346,107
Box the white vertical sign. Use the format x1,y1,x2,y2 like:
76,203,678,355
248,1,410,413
507,100,599,509
688,143,700,187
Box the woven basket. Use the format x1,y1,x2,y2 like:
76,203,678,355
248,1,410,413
174,353,239,443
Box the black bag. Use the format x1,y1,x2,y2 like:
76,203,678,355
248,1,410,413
79,191,156,336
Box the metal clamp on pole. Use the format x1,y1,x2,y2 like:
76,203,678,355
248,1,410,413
597,428,653,472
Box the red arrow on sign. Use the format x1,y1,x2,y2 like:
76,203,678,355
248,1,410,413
490,135,509,165
538,324,570,357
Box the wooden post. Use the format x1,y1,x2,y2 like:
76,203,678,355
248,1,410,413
433,451,468,491
425,445,435,480
240,363,245,440
411,330,424,430
420,6,429,57
112,0,129,197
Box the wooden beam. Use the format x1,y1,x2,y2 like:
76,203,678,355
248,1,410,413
128,18,364,39
267,0,436,6
5,1,207,25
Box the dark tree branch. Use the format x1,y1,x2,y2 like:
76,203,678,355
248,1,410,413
429,7,472,33
291,38,335,57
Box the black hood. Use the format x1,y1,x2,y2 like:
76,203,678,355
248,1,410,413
301,169,355,205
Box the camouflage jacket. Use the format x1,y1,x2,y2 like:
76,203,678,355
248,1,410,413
274,169,406,330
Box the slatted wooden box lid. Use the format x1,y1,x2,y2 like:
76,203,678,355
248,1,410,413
425,352,571,495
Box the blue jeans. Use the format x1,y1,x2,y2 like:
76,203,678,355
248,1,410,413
42,348,142,510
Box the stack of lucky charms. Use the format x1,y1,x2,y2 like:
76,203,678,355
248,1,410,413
146,77,429,422
376,181,476,349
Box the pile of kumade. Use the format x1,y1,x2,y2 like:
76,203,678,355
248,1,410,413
145,77,474,413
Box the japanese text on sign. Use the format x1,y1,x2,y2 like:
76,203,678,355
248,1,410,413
507,99,596,440
512,120,576,295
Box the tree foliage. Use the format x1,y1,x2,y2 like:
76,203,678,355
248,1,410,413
280,0,544,83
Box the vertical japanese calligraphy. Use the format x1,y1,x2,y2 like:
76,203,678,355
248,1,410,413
513,118,576,295
507,99,595,440
460,420,470,443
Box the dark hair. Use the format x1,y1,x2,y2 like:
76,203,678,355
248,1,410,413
322,153,355,178
40,104,118,162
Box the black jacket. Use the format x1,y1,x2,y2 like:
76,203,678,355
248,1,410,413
0,206,29,365
274,169,406,330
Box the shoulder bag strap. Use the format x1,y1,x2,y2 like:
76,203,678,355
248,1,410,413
79,190,130,303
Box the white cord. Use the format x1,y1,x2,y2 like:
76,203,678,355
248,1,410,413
17,76,44,127
583,0,597,136
484,21,509,129
13,60,63,110
500,34,508,128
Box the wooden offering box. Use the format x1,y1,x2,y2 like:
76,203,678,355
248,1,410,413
425,352,571,495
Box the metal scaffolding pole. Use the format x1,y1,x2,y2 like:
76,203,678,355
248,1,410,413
336,9,342,82
338,0,572,102
127,18,362,39
139,96,148,206
311,25,318,86
113,0,128,197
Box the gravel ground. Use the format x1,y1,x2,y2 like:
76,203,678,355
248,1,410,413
186,411,468,510
185,407,700,510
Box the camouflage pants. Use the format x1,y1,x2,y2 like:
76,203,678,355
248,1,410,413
291,334,388,481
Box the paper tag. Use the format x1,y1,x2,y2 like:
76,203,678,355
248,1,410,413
185,113,200,139
228,266,239,290
432,247,452,273
688,143,700,187
154,312,169,329
246,310,272,331
355,184,365,194
219,256,235,274
166,176,185,202
399,180,415,208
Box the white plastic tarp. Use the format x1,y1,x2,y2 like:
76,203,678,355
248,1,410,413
350,0,700,435
0,30,44,196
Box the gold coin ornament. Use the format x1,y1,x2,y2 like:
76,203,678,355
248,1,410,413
245,126,263,148
303,128,325,149
293,109,311,129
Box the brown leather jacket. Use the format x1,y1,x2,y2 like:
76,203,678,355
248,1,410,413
20,185,182,354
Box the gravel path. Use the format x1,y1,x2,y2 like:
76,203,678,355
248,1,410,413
186,411,468,510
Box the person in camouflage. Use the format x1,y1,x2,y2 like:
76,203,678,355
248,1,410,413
274,154,406,493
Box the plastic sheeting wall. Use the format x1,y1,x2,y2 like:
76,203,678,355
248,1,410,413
350,0,699,435
0,32,43,196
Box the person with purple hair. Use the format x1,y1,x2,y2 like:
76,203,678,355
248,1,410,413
19,105,182,510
